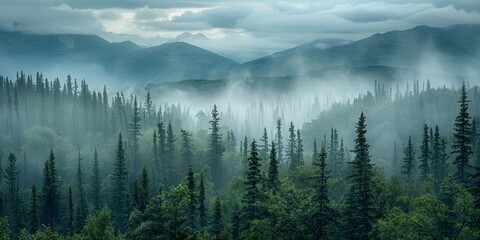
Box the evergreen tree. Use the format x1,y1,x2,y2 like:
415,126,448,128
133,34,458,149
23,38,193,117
129,96,142,175
144,92,153,129
139,166,149,212
231,204,240,240
312,146,331,240
67,186,74,235
212,196,222,238
242,140,262,227
198,173,207,229
345,112,375,240
267,142,280,192
42,149,60,226
393,141,399,175
180,129,194,173
275,117,284,163
157,122,167,184
29,185,39,233
451,82,473,186
260,128,269,161
153,129,159,185
75,150,87,229
328,128,339,177
297,129,304,167
112,133,128,232
338,138,346,176
209,105,224,189
419,124,431,181
287,122,297,171
431,126,442,183
402,136,416,180
312,139,318,163
91,148,100,212
166,121,176,185
243,136,248,171
187,166,196,229
3,153,19,237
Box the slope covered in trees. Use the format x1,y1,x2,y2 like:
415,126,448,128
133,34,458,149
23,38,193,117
0,72,479,239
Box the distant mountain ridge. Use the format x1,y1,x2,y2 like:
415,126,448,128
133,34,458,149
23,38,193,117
0,30,237,83
233,24,480,78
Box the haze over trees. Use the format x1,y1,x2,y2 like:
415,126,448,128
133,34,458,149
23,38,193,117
0,72,479,239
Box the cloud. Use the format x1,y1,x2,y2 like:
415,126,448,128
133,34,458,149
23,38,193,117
173,6,251,28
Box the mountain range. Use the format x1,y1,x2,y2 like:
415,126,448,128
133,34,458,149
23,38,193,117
0,24,479,86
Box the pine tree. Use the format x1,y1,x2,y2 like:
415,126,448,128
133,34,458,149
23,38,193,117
392,141,399,175
328,128,339,177
29,185,39,233
338,138,346,176
139,167,149,212
402,136,416,180
112,133,128,232
209,105,224,189
153,129,160,186
260,128,269,161
3,153,19,237
312,139,318,163
242,140,262,227
212,196,222,238
431,126,442,182
275,117,284,163
180,129,194,173
198,173,207,229
419,124,431,181
231,204,240,240
267,142,279,192
451,82,473,186
42,149,60,226
187,166,196,229
67,186,74,235
157,122,166,184
345,112,375,240
144,92,153,129
312,146,331,240
243,136,248,171
287,122,297,171
91,148,101,212
129,96,142,175
297,129,304,167
166,121,176,185
75,150,87,229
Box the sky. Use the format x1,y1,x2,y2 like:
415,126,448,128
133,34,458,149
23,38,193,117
1,0,480,62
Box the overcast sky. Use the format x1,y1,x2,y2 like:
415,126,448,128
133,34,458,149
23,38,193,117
1,0,480,62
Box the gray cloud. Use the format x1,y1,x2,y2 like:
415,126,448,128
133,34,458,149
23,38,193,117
173,6,251,28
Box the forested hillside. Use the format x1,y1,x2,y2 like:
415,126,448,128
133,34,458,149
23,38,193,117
0,72,479,239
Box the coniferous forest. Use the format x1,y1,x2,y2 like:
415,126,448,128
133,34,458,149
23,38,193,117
0,71,479,240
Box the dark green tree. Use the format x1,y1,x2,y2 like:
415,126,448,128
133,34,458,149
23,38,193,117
209,105,224,189
402,136,416,180
287,122,297,171
267,142,280,192
42,149,60,226
158,122,167,184
451,82,473,186
180,129,194,173
129,96,142,175
212,196,222,238
260,128,269,161
198,173,207,229
67,186,74,235
275,117,284,164
242,140,262,227
166,121,176,185
139,166,149,212
312,139,318,163
3,153,20,238
312,146,331,240
297,129,304,167
187,166,196,229
91,148,101,212
29,185,39,233
344,112,375,240
112,133,128,232
75,150,87,229
419,124,431,181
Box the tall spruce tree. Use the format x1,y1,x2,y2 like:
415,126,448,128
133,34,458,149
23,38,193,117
451,82,473,186
180,129,194,173
212,196,222,238
392,141,399,175
419,124,431,181
312,146,331,240
129,97,142,175
275,118,284,163
402,136,416,180
29,185,39,233
260,128,269,161
312,139,318,163
209,105,224,189
112,133,128,232
345,112,375,240
67,186,74,235
267,142,279,192
287,122,297,171
139,167,149,212
242,140,262,227
157,122,167,184
166,122,176,185
187,166,196,229
297,129,304,167
91,148,101,212
198,173,207,229
75,150,87,228
42,149,60,226
3,153,20,237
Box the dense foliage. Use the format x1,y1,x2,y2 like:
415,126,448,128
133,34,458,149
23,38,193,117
0,72,479,239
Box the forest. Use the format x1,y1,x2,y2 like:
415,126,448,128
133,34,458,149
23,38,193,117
0,72,480,240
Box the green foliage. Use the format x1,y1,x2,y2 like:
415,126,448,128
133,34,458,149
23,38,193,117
82,209,117,240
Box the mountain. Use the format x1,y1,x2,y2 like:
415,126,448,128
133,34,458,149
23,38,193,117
0,31,237,83
233,24,480,79
174,32,209,41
